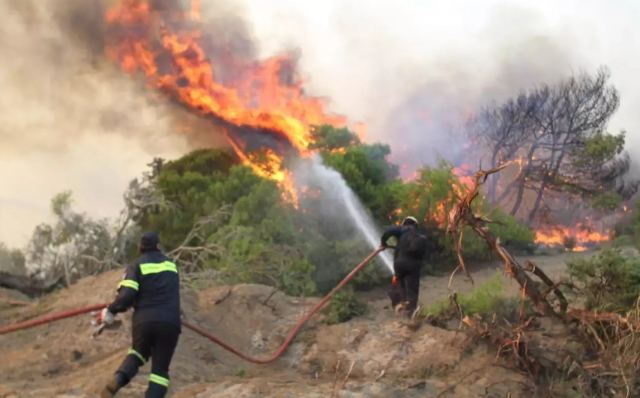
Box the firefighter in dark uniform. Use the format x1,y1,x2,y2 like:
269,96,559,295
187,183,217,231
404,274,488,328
99,232,181,398
381,216,427,318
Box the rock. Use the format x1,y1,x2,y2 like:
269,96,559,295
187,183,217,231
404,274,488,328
251,330,265,350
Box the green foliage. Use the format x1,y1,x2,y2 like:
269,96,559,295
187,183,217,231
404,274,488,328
573,131,625,168
25,191,114,284
457,271,506,315
143,150,244,248
317,125,400,220
325,286,366,324
310,125,360,151
391,162,534,262
567,248,640,312
0,242,26,275
51,190,73,217
487,209,535,248
611,234,633,248
138,149,318,295
424,271,506,317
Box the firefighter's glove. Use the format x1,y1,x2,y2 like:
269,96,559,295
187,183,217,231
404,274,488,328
99,308,115,326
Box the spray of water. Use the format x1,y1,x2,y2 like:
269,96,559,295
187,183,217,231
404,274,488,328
293,155,395,274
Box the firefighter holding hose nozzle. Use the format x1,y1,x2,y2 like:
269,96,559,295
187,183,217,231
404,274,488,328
381,216,428,319
98,232,181,398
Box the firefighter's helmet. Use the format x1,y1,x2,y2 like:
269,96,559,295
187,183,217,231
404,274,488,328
402,216,418,226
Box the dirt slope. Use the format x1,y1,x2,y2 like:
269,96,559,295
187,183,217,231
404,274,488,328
0,254,575,398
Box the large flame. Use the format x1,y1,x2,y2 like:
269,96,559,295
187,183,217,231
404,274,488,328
534,223,611,251
105,0,347,206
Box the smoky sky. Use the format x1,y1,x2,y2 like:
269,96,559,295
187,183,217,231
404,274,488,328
0,0,186,246
2,0,640,246
247,0,640,172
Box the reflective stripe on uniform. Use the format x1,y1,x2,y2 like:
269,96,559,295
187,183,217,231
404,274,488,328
149,373,170,387
127,348,146,363
118,279,139,291
139,261,178,275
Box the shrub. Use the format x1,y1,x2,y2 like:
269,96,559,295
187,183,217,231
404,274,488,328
611,234,633,248
325,287,366,324
424,270,507,317
567,248,640,312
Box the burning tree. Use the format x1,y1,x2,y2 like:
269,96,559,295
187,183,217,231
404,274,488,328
104,0,350,206
472,68,637,223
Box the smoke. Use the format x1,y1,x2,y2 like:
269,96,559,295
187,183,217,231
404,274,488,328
0,1,193,247
246,1,640,173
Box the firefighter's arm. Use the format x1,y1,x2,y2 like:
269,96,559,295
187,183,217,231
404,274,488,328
107,262,140,315
381,226,402,247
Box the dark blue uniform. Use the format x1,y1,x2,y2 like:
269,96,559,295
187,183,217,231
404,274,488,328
381,225,427,315
107,249,181,398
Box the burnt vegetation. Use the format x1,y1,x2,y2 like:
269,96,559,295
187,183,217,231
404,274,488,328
472,68,638,223
430,165,640,397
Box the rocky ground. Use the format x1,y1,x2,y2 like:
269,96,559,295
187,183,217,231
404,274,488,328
0,252,583,397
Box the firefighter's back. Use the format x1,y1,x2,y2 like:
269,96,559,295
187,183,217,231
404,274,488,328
133,251,181,328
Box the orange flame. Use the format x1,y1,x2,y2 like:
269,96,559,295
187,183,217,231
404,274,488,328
534,223,610,251
105,0,348,206
452,164,474,191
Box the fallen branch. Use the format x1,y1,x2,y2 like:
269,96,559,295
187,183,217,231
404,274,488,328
523,260,568,313
446,164,558,318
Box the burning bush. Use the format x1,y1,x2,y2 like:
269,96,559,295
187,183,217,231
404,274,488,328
390,162,535,266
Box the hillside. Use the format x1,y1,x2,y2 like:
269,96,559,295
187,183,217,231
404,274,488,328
0,261,548,398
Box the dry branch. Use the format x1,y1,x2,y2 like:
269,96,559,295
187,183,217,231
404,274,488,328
446,164,558,317
523,260,568,313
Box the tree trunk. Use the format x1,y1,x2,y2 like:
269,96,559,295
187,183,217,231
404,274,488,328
509,143,539,216
528,139,569,223
488,149,500,202
510,179,526,216
527,183,546,223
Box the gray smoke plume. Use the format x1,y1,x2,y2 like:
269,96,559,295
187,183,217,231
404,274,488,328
0,1,189,246
246,1,639,174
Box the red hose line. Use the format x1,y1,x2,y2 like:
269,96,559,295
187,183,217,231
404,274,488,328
182,246,384,364
0,247,384,364
0,303,107,335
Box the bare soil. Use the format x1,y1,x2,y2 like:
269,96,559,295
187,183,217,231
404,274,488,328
0,252,584,397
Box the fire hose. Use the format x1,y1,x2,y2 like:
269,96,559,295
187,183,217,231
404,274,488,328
0,247,384,364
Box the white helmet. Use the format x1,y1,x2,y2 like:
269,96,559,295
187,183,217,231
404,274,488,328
402,216,418,226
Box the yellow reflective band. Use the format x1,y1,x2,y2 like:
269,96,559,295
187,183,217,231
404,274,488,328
118,279,139,291
149,373,170,387
127,348,146,363
139,261,178,275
